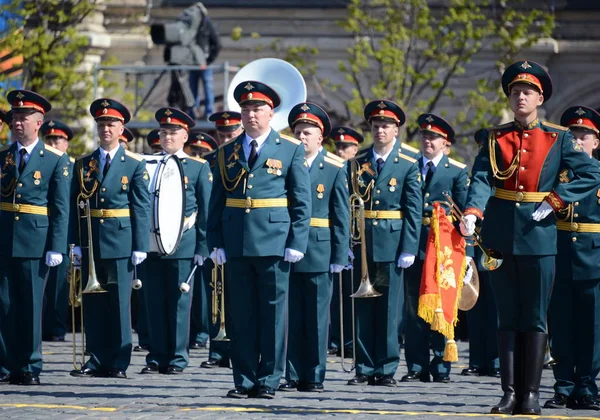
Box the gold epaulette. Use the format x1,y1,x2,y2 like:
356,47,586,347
69,157,75,163
324,155,344,168
448,157,467,169
401,143,420,154
125,150,143,162
187,155,207,164
542,121,568,131
326,151,344,163
44,144,64,156
399,153,417,163
279,133,301,145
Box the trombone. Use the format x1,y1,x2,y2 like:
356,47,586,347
211,259,229,342
339,192,381,373
68,244,85,371
440,191,503,271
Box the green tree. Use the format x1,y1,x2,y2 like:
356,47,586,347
0,0,117,154
263,0,554,159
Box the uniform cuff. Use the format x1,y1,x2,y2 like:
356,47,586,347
545,191,566,212
463,207,483,219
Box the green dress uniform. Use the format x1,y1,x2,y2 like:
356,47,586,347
0,91,70,384
207,81,311,397
403,114,469,383
70,99,150,377
545,106,600,410
348,100,422,384
462,130,499,378
463,61,600,415
283,103,350,390
40,120,75,342
143,108,211,373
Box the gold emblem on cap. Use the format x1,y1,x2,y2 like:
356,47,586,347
426,124,432,130
575,108,586,116
166,117,171,123
517,74,527,80
48,121,55,127
18,101,23,107
101,100,110,107
102,108,107,114
222,112,230,118
377,101,387,109
426,115,434,123
301,113,307,119
16,92,25,99
337,128,346,134
164,109,173,116
577,118,583,124
378,110,385,115
521,61,532,69
244,83,255,91
339,134,345,141
300,104,310,111
248,93,253,99
224,119,229,125
50,128,55,134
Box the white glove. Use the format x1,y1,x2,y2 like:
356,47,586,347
131,251,147,266
210,248,227,265
330,264,345,273
284,248,305,263
194,254,206,266
45,251,63,267
465,256,473,265
344,263,353,271
531,201,554,222
460,214,477,236
72,246,82,265
463,262,474,285
348,249,355,261
397,253,415,269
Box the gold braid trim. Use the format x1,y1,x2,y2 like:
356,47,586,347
77,160,99,200
218,147,247,193
350,160,374,204
1,178,16,198
488,130,520,180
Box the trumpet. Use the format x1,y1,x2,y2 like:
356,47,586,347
68,244,85,371
440,191,503,271
211,259,229,342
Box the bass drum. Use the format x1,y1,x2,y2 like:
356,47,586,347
140,154,185,255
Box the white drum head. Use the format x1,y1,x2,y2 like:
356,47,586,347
141,154,185,255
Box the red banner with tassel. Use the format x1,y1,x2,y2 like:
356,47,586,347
417,202,466,362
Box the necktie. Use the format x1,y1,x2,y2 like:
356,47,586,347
376,157,384,174
18,149,27,173
103,154,111,177
248,140,258,169
425,161,435,187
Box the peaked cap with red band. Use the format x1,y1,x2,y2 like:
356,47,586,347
233,80,281,109
287,102,331,138
331,126,364,145
209,111,242,132
417,113,455,143
560,106,600,135
501,60,553,101
189,130,218,151
8,90,51,114
155,107,195,131
363,100,406,127
41,119,73,141
90,98,131,124
146,128,161,149
119,126,134,143
473,128,487,145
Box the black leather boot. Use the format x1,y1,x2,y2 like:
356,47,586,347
491,331,518,414
519,332,547,416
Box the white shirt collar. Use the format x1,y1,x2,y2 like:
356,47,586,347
99,144,121,161
421,152,444,169
373,138,397,162
173,149,188,159
244,131,270,148
17,139,40,156
306,153,319,169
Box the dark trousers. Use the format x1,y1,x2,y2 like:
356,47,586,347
286,271,332,384
42,257,69,338
83,257,133,372
404,259,450,377
189,262,211,346
144,257,194,369
489,254,554,332
227,256,290,390
206,259,230,362
465,270,499,371
548,277,600,398
329,268,355,351
0,257,47,375
355,259,403,377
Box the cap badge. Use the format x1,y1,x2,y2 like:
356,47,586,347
425,115,434,123
244,83,255,91
300,104,310,111
48,121,55,127
101,100,110,107
577,119,583,124
16,92,25,99
575,108,586,116
520,61,532,70
164,109,173,116
337,128,345,134
377,101,387,109
339,135,345,141
222,112,230,118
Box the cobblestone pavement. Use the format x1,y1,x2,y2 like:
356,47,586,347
0,335,598,419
